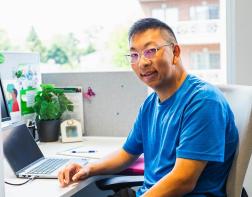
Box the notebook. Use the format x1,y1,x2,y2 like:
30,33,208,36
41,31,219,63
3,124,88,179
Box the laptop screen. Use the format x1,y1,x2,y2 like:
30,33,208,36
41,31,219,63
3,124,44,173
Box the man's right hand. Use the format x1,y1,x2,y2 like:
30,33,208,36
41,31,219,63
58,163,91,187
57,149,139,188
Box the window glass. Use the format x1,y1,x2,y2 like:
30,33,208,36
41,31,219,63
0,0,144,73
209,5,219,19
0,0,226,84
190,51,220,70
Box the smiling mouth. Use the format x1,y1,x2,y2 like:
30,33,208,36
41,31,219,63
140,71,158,82
140,71,156,77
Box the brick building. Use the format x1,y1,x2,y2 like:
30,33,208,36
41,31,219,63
138,0,226,84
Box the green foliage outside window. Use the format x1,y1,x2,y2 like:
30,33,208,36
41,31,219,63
0,25,131,70
26,27,48,63
109,27,130,68
0,28,17,51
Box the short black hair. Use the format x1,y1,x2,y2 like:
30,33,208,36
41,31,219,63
128,18,177,43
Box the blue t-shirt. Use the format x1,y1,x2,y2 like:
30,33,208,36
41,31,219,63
123,74,238,197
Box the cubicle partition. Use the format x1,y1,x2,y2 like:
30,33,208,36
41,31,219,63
42,71,148,137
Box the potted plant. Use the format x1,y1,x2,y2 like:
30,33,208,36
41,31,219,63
33,84,74,142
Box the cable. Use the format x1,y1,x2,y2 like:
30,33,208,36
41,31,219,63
4,176,38,186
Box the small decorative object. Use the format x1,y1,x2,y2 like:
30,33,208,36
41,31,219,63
33,84,74,142
83,87,96,101
60,119,82,143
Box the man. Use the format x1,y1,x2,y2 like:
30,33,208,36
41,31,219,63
58,18,238,197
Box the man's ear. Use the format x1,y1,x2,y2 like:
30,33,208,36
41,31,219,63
172,45,180,65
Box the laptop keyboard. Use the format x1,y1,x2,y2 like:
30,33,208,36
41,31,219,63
27,158,69,174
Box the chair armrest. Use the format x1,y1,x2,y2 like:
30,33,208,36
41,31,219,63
96,175,144,192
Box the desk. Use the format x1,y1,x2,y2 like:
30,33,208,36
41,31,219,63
4,136,125,197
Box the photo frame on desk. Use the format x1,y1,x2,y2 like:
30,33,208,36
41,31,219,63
60,119,82,143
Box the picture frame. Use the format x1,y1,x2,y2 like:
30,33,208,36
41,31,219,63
60,119,82,143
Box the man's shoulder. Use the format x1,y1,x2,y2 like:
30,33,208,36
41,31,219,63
187,75,225,102
143,92,157,106
137,92,158,115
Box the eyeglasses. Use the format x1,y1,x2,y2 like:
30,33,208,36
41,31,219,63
125,42,174,64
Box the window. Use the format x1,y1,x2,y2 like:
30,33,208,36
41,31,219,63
0,0,145,73
190,5,219,20
152,7,179,25
190,5,209,20
190,51,220,70
1,0,226,84
208,5,219,19
209,53,220,69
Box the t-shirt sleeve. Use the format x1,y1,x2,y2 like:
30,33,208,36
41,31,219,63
123,106,143,155
176,97,227,162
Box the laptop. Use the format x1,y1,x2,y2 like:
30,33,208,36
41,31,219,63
3,124,88,178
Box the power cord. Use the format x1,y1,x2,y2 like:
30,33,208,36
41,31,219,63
5,176,38,186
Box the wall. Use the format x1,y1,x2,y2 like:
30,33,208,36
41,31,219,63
227,1,252,195
234,0,252,85
227,0,252,85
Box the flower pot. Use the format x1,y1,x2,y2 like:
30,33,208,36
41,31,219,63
36,119,60,142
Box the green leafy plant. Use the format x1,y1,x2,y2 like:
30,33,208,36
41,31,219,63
33,84,74,120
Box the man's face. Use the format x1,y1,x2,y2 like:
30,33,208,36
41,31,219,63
129,28,175,90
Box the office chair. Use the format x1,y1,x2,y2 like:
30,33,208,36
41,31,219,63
96,85,252,197
96,157,144,194
218,85,252,197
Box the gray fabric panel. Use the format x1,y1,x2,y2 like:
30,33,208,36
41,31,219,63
42,71,148,137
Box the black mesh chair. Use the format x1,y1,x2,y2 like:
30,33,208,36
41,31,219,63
96,157,144,195
96,175,144,194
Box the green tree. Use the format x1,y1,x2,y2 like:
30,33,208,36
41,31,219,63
83,43,96,55
82,26,101,55
0,29,14,51
108,27,130,68
26,26,48,63
47,45,69,65
47,33,94,66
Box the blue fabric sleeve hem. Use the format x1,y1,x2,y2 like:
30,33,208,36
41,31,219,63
123,145,142,156
177,150,224,162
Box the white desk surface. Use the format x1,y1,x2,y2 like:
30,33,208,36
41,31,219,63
4,136,126,197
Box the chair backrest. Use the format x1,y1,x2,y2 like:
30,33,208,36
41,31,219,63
217,85,252,197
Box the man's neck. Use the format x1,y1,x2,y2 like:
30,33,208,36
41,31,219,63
157,70,187,103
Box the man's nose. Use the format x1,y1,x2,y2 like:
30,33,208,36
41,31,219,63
138,55,151,68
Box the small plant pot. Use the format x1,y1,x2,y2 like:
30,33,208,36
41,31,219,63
37,119,60,142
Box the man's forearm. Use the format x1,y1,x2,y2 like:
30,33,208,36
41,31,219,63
142,172,194,197
88,148,138,176
142,158,206,197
